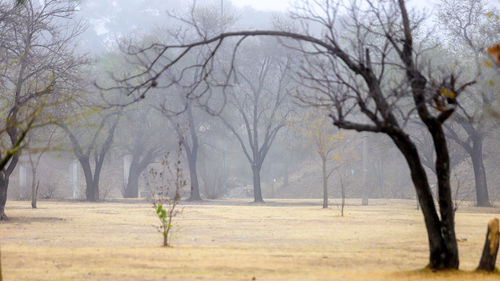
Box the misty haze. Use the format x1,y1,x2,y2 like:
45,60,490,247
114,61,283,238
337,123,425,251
0,0,500,280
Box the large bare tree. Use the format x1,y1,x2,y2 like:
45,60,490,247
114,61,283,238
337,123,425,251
0,0,85,219
108,0,480,270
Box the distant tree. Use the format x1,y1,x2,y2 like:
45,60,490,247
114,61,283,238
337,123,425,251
291,109,344,208
25,127,59,208
157,98,203,201
219,55,291,203
438,0,500,206
119,104,164,198
61,109,121,202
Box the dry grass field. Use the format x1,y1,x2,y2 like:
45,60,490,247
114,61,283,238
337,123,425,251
1,199,500,280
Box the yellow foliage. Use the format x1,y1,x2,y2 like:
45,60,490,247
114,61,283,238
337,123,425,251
440,88,456,99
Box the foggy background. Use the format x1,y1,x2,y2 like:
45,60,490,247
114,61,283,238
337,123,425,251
6,0,500,205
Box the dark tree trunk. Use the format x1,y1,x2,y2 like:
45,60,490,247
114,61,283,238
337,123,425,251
471,137,490,207
477,218,499,271
252,164,264,203
80,158,98,202
62,113,119,203
187,157,202,201
0,150,19,220
390,131,459,269
432,126,459,269
322,157,328,208
0,172,9,220
123,148,157,198
85,178,98,202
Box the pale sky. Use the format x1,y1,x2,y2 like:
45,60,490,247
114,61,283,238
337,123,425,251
229,0,437,12
229,0,293,11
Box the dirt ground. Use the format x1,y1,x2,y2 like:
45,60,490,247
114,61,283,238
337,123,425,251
1,198,499,280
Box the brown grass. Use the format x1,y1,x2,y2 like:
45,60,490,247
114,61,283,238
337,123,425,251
1,199,499,280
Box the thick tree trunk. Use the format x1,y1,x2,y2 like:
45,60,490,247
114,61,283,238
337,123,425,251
432,126,459,269
322,157,328,208
80,159,98,202
477,218,499,271
252,164,264,203
85,179,98,202
187,157,202,201
471,138,490,207
0,172,9,220
390,132,459,269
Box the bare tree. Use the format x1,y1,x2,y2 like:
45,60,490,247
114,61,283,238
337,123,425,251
157,97,203,201
25,127,58,208
219,55,291,203
149,138,186,247
120,105,163,198
292,109,343,208
0,0,86,219
107,0,481,270
61,110,121,202
437,0,500,207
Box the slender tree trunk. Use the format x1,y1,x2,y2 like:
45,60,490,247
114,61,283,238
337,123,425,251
30,164,38,208
187,157,202,201
471,137,490,207
252,164,264,203
362,133,369,205
340,176,345,217
31,178,38,209
390,132,459,269
0,172,9,220
124,169,140,198
322,157,328,208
